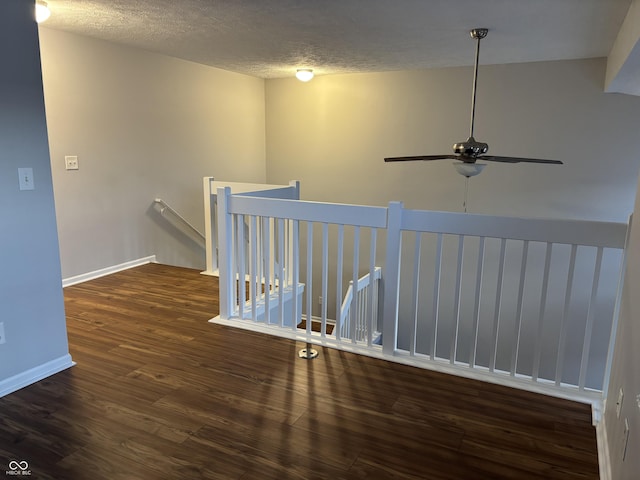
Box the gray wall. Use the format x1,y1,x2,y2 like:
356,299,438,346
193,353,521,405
605,178,640,479
265,58,640,221
39,28,267,278
0,0,70,383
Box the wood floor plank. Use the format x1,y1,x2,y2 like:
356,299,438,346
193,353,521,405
0,263,599,479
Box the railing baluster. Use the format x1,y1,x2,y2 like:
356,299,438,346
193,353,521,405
237,214,246,319
532,242,553,381
351,226,361,343
255,218,263,304
277,218,285,328
490,238,507,372
306,222,313,335
511,240,529,376
430,233,443,360
263,217,271,324
451,235,465,364
556,244,578,386
321,223,329,337
291,219,300,331
231,214,239,315
469,236,485,368
579,247,604,390
335,225,344,341
367,230,378,346
410,232,422,356
249,216,258,321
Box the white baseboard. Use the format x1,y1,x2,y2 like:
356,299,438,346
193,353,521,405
62,255,157,287
0,354,75,398
200,269,219,277
596,409,612,480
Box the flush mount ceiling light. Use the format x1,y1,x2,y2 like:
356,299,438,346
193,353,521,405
295,69,314,82
35,0,51,23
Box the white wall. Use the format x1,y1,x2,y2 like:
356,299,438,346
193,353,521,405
0,0,71,389
604,178,640,479
38,28,267,278
265,58,640,222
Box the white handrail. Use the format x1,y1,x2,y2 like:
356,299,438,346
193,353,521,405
153,198,205,249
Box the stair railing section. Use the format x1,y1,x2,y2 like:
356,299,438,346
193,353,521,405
153,198,206,249
382,206,628,396
202,178,300,276
213,186,629,401
340,267,382,343
215,186,387,347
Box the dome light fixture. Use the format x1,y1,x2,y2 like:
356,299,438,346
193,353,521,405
454,162,485,178
35,0,51,23
295,69,314,82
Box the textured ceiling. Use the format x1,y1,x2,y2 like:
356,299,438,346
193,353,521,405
41,0,632,79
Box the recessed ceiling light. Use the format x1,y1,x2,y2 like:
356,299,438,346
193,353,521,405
35,0,51,23
296,69,314,82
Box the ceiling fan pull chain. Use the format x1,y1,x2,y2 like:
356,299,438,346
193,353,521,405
463,176,470,213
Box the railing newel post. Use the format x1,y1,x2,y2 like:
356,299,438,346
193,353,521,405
382,201,403,356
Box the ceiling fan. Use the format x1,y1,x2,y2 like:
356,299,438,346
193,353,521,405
384,28,562,177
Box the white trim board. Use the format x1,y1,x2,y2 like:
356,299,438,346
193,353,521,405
62,256,157,287
0,354,75,398
596,406,612,480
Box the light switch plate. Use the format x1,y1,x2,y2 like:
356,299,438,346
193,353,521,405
18,168,34,190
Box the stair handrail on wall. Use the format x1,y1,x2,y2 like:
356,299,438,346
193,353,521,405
153,198,205,249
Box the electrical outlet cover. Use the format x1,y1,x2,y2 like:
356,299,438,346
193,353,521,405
65,156,79,170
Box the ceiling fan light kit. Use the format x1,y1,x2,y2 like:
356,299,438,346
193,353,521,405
384,28,562,176
454,162,485,178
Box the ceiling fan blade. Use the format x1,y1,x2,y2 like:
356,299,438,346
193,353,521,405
384,155,458,162
481,155,563,165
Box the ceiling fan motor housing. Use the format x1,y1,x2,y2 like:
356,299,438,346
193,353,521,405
453,136,489,160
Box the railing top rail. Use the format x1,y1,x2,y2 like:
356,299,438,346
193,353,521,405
401,209,628,249
209,179,294,195
226,193,388,228
234,187,298,199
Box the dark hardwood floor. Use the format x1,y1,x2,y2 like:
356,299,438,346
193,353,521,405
0,263,599,479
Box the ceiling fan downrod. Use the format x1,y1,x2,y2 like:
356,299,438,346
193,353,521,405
469,28,488,139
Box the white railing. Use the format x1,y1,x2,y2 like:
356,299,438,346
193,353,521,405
382,206,628,398
340,267,382,342
201,178,300,275
212,186,629,402
215,186,386,348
